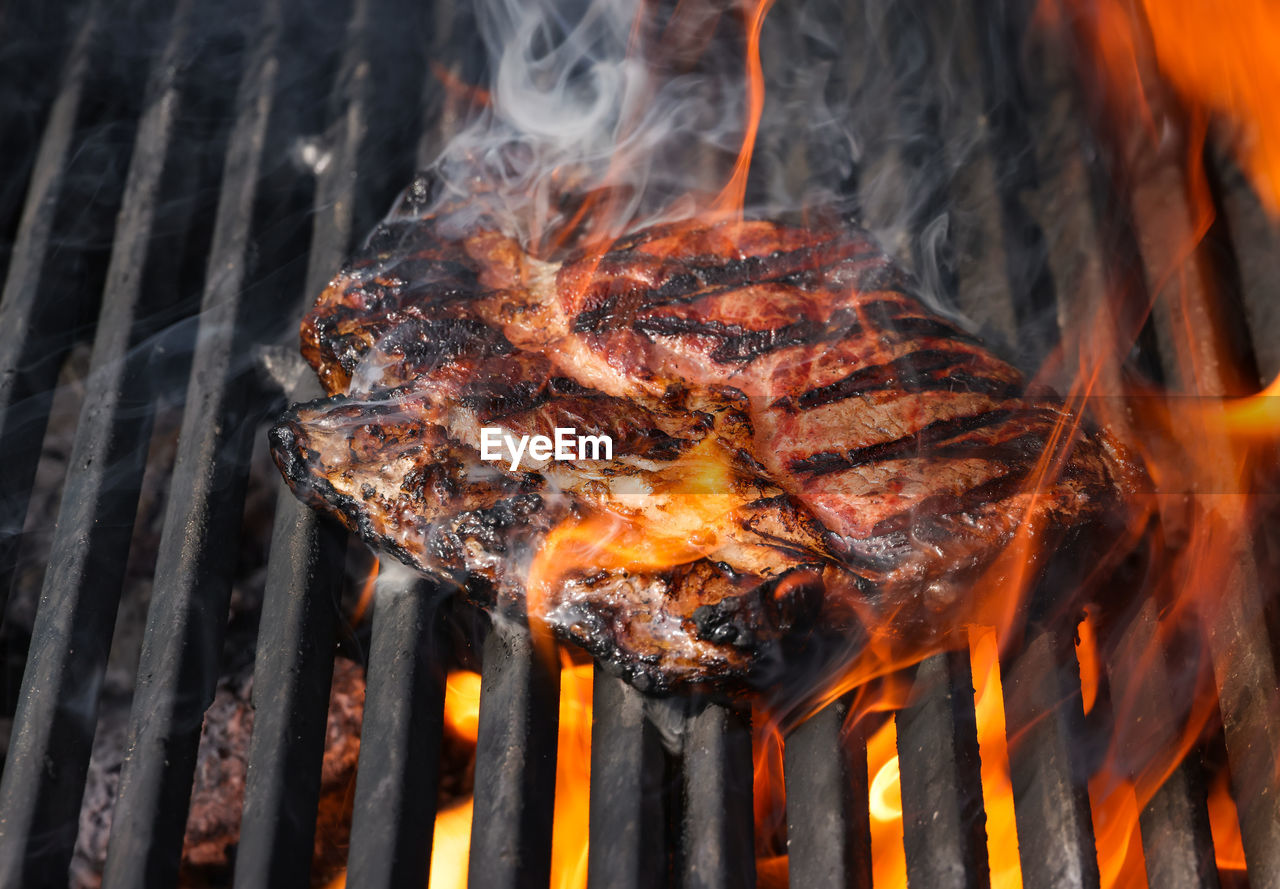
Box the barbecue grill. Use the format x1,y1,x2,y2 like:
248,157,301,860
0,1,1276,888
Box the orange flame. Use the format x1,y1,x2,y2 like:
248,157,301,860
867,715,907,889
427,662,594,889
1047,0,1280,213
1075,608,1100,717
525,435,750,622
443,670,482,744
350,557,379,625
1028,1,1280,882
1140,1,1280,212
1207,766,1247,872
711,0,776,218
970,627,1023,889
359,4,1278,886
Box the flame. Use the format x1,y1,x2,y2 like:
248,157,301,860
1047,0,1280,213
1207,767,1247,872
345,4,1280,886
1139,1,1280,212
753,716,787,867
526,434,750,620
428,800,475,889
970,627,1023,889
443,670,482,744
1087,773,1148,889
711,0,775,218
867,716,907,889
1075,608,1100,717
1021,2,1280,882
350,557,378,625
425,662,594,889
551,661,594,888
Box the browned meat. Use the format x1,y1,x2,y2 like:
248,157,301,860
271,179,1132,691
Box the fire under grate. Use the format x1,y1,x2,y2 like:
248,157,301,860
0,1,1277,888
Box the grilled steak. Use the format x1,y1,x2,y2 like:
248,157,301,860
271,178,1134,691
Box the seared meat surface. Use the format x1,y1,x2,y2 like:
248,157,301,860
271,180,1130,691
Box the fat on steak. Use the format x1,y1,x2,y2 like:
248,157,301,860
270,179,1135,692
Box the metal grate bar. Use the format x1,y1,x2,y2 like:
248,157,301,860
0,4,105,623
1102,600,1222,889
1140,763,1222,889
231,0,379,880
99,4,289,884
963,0,1059,358
346,571,448,889
1205,559,1280,885
1211,145,1280,383
783,697,873,889
896,651,991,889
232,474,345,889
467,621,560,889
680,702,756,889
0,3,194,884
586,669,666,889
1002,629,1101,889
0,2,79,287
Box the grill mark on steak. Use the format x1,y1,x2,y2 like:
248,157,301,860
630,315,828,363
858,298,982,344
789,408,1052,476
790,349,1019,408
570,241,883,334
377,317,513,366
867,466,1040,538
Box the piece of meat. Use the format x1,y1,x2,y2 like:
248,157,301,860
272,373,838,689
272,176,1135,691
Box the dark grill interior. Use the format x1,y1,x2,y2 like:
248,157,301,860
0,1,1277,888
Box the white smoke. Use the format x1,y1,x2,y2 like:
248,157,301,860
421,0,860,251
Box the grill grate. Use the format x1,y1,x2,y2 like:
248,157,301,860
0,1,1276,888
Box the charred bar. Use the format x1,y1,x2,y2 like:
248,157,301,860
587,670,666,889
233,0,380,879
232,481,344,888
99,4,287,885
346,570,448,889
680,702,755,889
0,3,194,883
1141,761,1222,889
0,6,106,623
896,651,991,889
783,697,873,889
1002,629,1100,889
467,621,560,889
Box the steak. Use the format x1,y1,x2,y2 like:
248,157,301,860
271,177,1136,692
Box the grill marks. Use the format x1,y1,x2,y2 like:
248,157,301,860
278,208,1130,691
791,349,1018,409
632,315,828,364
570,232,887,364
304,220,514,394
789,408,1054,476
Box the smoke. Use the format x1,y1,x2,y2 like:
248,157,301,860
420,0,870,253
406,0,1067,359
